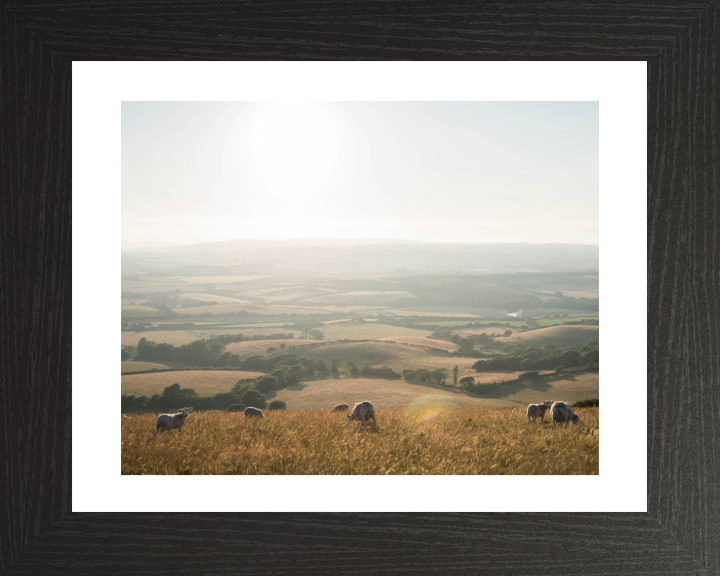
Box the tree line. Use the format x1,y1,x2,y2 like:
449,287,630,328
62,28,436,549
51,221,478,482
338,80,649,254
471,343,599,373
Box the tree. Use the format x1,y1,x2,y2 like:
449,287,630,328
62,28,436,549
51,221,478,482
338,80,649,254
503,330,513,337
268,400,287,410
346,361,359,377
453,365,459,386
555,366,565,375
459,376,475,387
309,329,324,340
331,357,341,375
226,404,246,412
288,364,305,383
241,389,268,409
279,342,286,353
450,334,461,344
266,347,277,354
256,376,278,394
458,338,474,352
121,348,131,361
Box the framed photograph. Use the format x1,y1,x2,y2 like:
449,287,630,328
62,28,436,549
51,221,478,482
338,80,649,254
4,4,717,574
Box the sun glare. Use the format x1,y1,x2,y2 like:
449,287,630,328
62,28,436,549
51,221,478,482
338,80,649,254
236,102,343,202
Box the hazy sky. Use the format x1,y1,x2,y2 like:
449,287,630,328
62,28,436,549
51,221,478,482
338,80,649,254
122,101,598,245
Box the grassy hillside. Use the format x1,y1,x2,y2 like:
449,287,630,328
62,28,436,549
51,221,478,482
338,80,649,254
320,323,431,340
495,325,599,347
377,336,459,351
121,370,265,397
300,341,481,374
121,330,203,347
121,407,599,475
270,377,515,410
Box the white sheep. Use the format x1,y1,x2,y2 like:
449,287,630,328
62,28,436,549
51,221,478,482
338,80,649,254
550,402,580,428
155,407,193,436
526,400,553,424
347,401,376,428
244,407,264,418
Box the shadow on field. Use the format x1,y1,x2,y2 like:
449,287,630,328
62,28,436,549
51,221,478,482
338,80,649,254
466,372,581,400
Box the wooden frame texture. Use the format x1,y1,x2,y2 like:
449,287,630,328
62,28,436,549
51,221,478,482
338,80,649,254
2,2,718,574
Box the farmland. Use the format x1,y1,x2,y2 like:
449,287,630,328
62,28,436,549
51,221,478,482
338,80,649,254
494,325,599,347
121,407,599,475
120,247,599,475
121,370,265,397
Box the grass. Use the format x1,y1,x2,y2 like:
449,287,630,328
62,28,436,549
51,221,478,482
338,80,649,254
495,325,599,347
419,320,525,327
534,316,599,327
121,360,188,373
121,370,265,397
176,293,250,303
121,305,159,317
171,275,271,284
320,323,431,340
121,407,599,474
121,330,203,347
377,336,459,351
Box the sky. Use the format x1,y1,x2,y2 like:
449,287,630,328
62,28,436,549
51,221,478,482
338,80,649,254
122,101,598,246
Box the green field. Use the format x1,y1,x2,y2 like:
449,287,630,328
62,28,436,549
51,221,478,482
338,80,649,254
534,316,598,327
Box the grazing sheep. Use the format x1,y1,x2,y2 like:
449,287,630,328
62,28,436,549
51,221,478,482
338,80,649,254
331,403,350,413
550,402,580,428
347,401,376,428
244,407,264,419
155,407,192,436
526,400,553,424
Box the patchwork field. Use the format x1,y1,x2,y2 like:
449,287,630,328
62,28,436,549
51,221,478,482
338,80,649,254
171,275,271,284
121,407,599,475
377,336,459,351
177,293,250,303
300,341,482,374
225,339,323,357
121,360,187,373
320,323,431,341
121,370,265,397
495,325,599,347
121,305,159,317
121,330,202,347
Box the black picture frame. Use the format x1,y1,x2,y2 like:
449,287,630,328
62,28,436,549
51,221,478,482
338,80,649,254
3,3,717,574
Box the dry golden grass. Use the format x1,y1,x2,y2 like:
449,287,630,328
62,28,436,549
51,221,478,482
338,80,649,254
301,341,481,373
121,407,599,475
495,325,599,347
377,336,459,351
121,330,202,347
320,323,431,340
121,370,265,397
271,377,514,410
225,339,321,356
171,302,334,315
121,360,179,373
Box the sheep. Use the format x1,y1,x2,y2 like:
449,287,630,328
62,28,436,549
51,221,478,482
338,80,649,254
244,407,264,418
331,403,350,413
347,401,376,428
155,407,192,436
526,400,553,424
121,414,129,418
550,401,580,428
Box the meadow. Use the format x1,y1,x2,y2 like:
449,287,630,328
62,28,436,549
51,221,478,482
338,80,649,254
121,407,599,475
121,370,265,397
495,325,599,347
